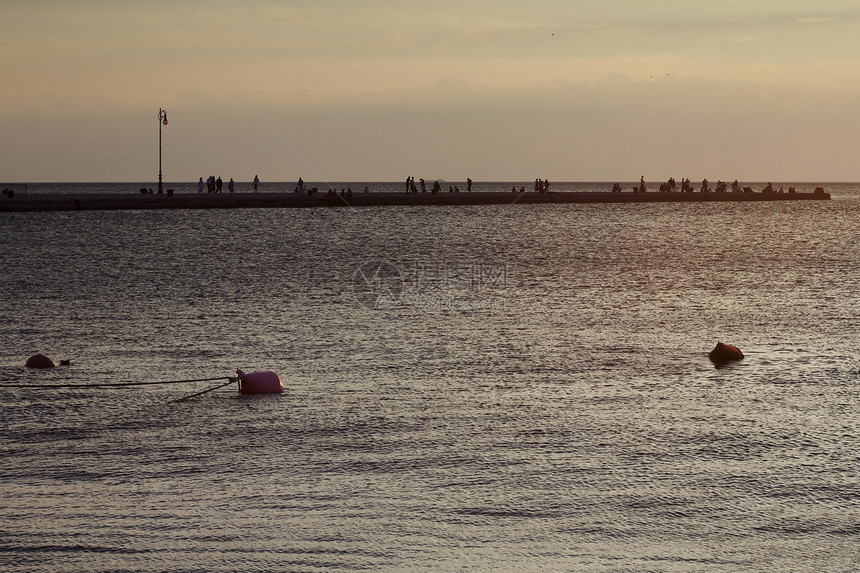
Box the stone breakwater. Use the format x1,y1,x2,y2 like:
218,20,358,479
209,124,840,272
0,190,831,212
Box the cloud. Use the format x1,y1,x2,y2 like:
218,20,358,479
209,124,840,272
797,17,836,23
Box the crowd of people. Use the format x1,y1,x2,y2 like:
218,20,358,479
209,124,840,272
188,175,806,196
192,175,372,197
403,176,475,194
401,177,549,194
197,175,259,194
616,177,795,194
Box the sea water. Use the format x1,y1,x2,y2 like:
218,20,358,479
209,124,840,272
1,184,859,572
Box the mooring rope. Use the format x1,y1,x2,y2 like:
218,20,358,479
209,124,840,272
173,380,237,403
0,376,234,389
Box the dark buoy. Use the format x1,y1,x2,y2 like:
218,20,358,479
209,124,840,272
709,342,744,365
25,353,56,368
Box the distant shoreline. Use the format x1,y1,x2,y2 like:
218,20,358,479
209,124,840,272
0,190,831,212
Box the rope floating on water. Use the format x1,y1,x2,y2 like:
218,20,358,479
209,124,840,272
173,380,236,403
0,376,234,389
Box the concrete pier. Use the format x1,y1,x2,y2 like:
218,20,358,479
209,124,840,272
0,190,831,212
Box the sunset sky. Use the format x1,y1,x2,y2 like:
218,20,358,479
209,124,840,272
2,0,858,182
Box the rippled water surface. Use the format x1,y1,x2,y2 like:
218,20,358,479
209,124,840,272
1,185,859,571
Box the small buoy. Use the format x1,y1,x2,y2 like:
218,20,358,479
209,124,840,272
25,353,55,368
237,369,283,394
709,342,744,365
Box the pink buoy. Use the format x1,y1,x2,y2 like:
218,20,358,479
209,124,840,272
26,353,55,368
237,369,283,394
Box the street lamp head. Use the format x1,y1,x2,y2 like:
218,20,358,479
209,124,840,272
162,112,168,125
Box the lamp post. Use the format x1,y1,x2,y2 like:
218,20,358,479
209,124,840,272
158,108,168,193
